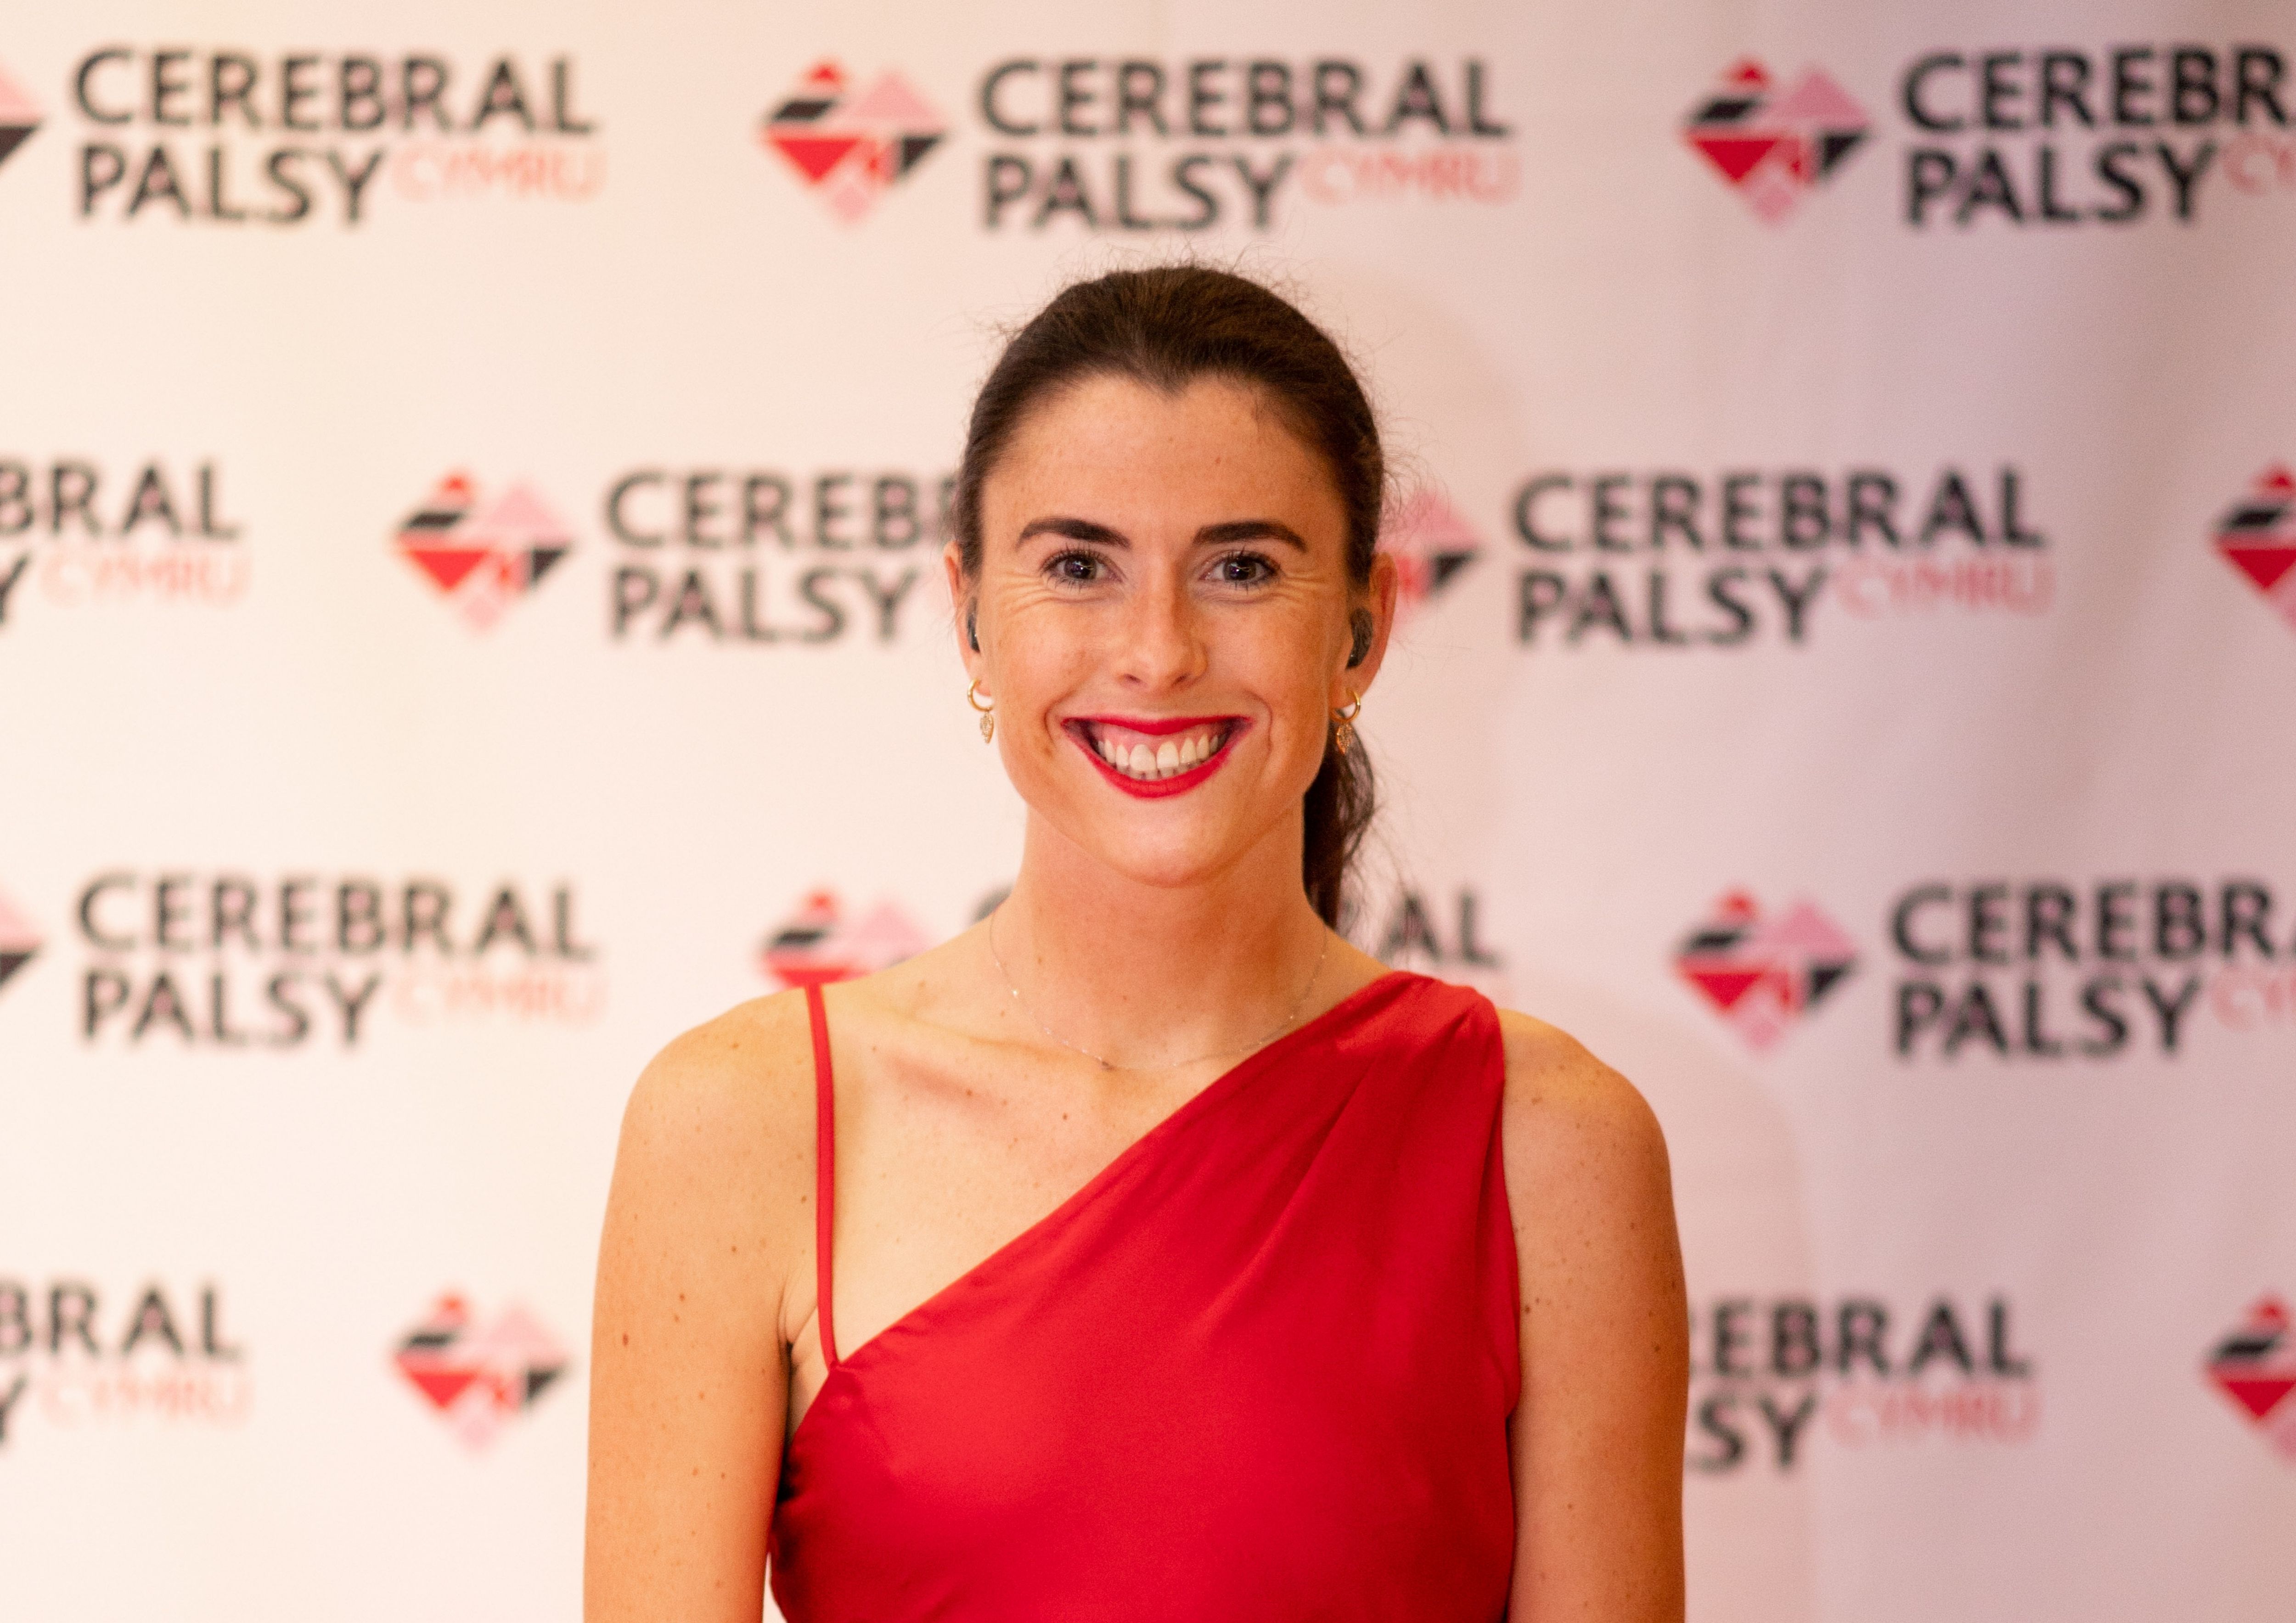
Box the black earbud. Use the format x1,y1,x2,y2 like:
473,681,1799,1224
1346,609,1374,668
966,603,979,652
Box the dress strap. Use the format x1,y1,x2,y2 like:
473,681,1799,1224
805,983,840,1370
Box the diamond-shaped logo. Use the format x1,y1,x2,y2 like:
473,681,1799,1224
2205,1296,2296,1462
0,60,41,173
0,884,41,999
1684,59,1869,224
392,472,572,631
761,60,945,223
392,1293,569,1450
1382,491,1482,621
761,890,928,988
1677,891,1857,1051
2213,464,2296,634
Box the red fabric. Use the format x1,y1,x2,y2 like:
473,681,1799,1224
771,972,1519,1620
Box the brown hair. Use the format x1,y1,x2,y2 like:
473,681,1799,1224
951,266,1380,927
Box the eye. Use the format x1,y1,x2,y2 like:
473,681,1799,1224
1207,550,1278,587
1044,549,1106,584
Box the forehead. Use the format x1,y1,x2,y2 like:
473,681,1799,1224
986,373,1342,535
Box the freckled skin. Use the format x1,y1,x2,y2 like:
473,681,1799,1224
584,376,1687,1622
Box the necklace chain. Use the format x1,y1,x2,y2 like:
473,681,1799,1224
985,908,1332,1073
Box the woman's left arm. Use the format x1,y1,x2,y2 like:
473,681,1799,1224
1498,1010,1689,1621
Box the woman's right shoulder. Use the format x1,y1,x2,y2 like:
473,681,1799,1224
611,989,822,1217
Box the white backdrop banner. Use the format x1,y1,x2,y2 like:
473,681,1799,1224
2,1,2293,1618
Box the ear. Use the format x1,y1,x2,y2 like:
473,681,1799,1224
942,542,982,680
1336,552,1400,700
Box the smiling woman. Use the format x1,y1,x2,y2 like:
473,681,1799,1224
583,266,1688,1623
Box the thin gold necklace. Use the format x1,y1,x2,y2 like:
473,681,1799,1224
985,907,1332,1073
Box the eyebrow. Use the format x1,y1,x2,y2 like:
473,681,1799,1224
1014,516,1308,551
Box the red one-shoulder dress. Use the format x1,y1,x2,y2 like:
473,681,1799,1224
771,971,1519,1620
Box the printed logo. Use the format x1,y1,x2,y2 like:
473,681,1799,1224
979,56,1516,231
1513,465,2051,650
0,458,248,629
394,473,573,631
1677,891,1857,1051
761,890,928,988
0,1279,248,1450
1370,886,1507,1001
1690,1292,2037,1473
1684,60,1870,222
72,49,602,225
0,885,40,999
762,61,946,222
1903,45,2289,228
1384,492,1482,620
603,463,946,646
0,58,40,172
1889,877,2296,1061
393,1293,569,1449
75,871,602,1049
2205,1296,2296,1461
2214,465,2296,634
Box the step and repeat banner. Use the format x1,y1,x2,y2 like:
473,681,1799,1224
2,0,2292,1617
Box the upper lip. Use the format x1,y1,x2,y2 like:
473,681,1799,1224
1066,714,1240,735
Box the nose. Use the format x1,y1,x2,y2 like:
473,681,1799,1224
1112,565,1205,692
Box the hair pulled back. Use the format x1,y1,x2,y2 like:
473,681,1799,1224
951,265,1381,928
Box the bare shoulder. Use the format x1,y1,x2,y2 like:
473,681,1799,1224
1491,1009,1674,1224
627,988,815,1140
609,990,821,1250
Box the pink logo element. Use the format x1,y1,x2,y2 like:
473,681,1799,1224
393,1294,570,1450
761,61,945,223
1382,491,1482,621
392,473,573,631
761,890,929,988
2213,465,2296,634
1684,60,1870,224
0,883,40,998
1677,891,1857,1051
0,59,41,172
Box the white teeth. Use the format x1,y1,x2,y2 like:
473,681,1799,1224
1090,724,1229,780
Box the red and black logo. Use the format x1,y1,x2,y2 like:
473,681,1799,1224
393,1293,569,1450
1677,891,1857,1051
1684,60,1870,223
761,890,928,988
1383,493,1482,622
761,61,945,222
0,58,39,174
2214,465,2296,635
2204,1296,2296,1462
394,473,572,631
0,885,39,1001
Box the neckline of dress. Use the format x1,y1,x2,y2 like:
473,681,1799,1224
785,968,1422,1456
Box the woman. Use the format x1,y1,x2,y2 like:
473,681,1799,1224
586,267,1688,1620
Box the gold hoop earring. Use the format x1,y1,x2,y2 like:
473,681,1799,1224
1333,689,1363,757
967,677,996,743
